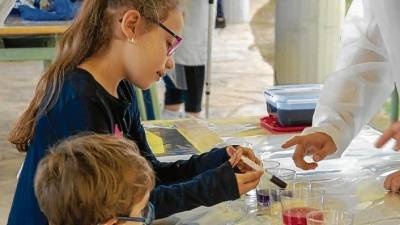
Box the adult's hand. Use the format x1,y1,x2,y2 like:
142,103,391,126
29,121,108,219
281,132,337,170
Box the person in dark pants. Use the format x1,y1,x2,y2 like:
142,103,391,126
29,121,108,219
163,66,205,118
163,1,208,118
216,0,226,28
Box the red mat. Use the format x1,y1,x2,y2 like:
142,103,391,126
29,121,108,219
260,115,309,132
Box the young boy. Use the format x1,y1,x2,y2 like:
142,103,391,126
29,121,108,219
34,134,155,225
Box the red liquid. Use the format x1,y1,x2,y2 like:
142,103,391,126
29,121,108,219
282,207,320,225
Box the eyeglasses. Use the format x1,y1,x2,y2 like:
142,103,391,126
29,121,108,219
157,22,183,56
116,202,155,225
118,16,183,57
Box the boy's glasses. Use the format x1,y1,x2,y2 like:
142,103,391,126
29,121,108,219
118,16,183,57
116,202,155,225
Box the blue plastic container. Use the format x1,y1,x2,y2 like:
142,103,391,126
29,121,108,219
264,85,322,126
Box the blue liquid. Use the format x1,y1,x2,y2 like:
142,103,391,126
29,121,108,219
256,189,270,206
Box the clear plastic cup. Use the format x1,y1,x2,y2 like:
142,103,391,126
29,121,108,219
262,159,281,170
281,188,325,225
268,168,296,216
256,160,280,207
306,210,354,225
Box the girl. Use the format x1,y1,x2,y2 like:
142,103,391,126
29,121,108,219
7,0,263,224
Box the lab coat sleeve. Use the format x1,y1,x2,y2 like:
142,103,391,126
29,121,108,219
302,0,394,157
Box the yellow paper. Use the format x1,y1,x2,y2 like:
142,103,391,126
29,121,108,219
174,119,223,153
145,131,165,154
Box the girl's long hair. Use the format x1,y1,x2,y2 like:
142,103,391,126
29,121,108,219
8,0,180,152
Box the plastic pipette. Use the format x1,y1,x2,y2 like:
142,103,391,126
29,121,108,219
241,156,287,189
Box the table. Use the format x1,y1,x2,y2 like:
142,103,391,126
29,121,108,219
149,117,400,225
0,16,69,63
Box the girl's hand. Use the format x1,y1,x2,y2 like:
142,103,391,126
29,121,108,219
384,170,400,193
235,171,263,195
227,146,262,173
376,122,400,150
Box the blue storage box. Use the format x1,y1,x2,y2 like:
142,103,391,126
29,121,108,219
264,84,322,126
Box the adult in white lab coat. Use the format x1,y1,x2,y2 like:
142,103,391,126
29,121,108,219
163,0,208,118
282,0,400,192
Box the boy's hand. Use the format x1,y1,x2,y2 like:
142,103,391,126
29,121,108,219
376,122,400,150
235,171,263,195
227,146,262,172
281,132,337,170
384,170,400,193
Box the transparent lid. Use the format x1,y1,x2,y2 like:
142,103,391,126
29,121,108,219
265,84,322,93
264,84,322,109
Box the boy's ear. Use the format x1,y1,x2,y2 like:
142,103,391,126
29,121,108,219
120,9,142,40
102,218,118,225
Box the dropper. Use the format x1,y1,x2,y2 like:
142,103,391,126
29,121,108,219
240,155,287,189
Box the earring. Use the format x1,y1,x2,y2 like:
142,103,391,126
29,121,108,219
128,37,135,44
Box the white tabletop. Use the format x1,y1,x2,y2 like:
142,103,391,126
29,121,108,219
156,126,400,225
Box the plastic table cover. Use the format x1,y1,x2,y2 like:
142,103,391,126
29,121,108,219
153,118,400,225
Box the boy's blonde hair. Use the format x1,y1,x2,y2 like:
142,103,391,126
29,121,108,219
34,134,154,225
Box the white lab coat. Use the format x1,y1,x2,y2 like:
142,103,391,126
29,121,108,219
169,0,209,89
303,0,400,157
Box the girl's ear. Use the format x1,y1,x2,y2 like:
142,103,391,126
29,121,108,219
120,9,142,41
102,218,118,225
